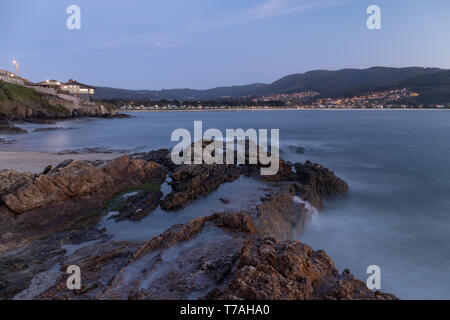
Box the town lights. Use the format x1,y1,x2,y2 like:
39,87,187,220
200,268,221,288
12,60,19,73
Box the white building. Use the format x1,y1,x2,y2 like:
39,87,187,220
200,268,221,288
60,79,95,96
0,69,26,86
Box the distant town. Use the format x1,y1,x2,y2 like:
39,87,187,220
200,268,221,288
116,88,449,111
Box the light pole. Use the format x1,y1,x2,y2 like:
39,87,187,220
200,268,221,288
12,60,19,74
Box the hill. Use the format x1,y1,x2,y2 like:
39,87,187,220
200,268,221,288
93,67,444,101
399,70,450,104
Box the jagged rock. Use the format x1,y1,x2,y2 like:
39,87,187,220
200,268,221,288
0,227,108,300
115,190,163,222
1,156,167,214
0,170,34,197
295,161,349,197
131,149,176,170
250,182,311,240
32,212,396,300
207,237,397,300
0,156,168,253
0,151,377,301
161,164,241,210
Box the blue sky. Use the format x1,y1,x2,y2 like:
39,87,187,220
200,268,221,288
0,0,449,89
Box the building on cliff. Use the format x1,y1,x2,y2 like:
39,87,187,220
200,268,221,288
0,70,29,86
33,79,96,101
60,79,95,100
37,79,64,90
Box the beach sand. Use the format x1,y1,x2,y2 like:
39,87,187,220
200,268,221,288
0,151,123,173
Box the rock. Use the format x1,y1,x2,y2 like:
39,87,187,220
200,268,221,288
0,150,384,301
0,156,168,253
41,165,52,175
207,237,397,300
0,170,34,197
115,189,163,222
250,182,311,240
0,227,108,300
131,149,176,170
294,160,349,197
0,125,28,134
1,156,167,214
161,164,241,210
32,212,396,300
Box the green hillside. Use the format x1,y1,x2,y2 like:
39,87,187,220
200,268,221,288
0,81,70,120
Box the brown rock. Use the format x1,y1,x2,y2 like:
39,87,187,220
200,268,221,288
1,156,167,214
161,164,241,210
295,160,349,197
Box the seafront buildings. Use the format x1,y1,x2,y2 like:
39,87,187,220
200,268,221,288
0,69,95,100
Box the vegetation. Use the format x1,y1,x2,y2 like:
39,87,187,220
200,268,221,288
0,81,70,118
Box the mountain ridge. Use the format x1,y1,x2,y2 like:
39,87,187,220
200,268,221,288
94,66,446,101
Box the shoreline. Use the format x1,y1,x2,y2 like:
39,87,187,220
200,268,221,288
121,108,450,112
0,151,123,173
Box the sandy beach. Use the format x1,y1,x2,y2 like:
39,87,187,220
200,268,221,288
0,151,123,173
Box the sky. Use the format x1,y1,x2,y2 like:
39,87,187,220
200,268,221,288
0,0,449,90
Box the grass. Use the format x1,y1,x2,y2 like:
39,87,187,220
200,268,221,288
0,81,70,114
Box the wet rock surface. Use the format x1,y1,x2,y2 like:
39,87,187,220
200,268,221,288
294,160,349,197
161,164,241,210
0,148,396,301
26,212,396,300
0,155,168,253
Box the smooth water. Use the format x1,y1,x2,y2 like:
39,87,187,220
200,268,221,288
3,110,450,299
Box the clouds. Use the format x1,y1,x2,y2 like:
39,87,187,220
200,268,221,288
91,34,180,50
206,0,358,28
248,0,317,19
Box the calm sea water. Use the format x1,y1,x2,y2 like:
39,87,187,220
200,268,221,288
3,110,450,299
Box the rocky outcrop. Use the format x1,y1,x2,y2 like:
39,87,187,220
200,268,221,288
207,237,396,300
1,156,167,214
161,164,241,210
0,170,34,197
30,212,396,300
0,149,377,301
114,189,163,222
131,149,177,170
295,160,349,197
250,182,312,240
0,156,168,253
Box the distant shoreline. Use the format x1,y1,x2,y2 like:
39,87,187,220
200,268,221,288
121,108,450,112
0,151,122,173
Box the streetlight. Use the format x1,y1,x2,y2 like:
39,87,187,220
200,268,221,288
12,60,19,74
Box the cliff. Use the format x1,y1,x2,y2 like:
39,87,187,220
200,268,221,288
0,81,119,121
